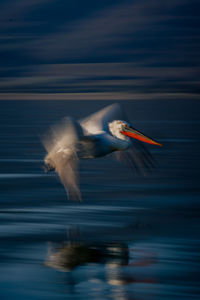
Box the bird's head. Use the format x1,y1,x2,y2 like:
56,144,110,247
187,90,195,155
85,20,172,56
109,120,162,146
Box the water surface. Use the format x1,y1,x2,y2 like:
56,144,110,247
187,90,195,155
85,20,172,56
0,100,200,299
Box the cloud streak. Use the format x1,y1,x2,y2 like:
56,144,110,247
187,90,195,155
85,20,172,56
30,0,187,60
0,62,198,95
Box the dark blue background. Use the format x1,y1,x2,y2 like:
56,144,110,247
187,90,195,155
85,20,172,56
0,0,199,98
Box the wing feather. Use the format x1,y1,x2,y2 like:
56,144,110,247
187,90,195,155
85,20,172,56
42,117,83,200
80,103,127,134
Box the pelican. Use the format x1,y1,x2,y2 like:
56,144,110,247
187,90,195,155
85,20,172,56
42,103,162,200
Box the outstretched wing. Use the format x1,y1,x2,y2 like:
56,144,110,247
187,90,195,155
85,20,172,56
80,103,127,134
42,117,83,200
114,139,156,176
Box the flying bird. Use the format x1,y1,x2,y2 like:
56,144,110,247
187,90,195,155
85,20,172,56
42,104,162,200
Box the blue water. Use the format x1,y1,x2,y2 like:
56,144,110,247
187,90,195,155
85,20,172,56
0,100,200,299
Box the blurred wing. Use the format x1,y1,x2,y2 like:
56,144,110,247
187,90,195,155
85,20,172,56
114,140,156,176
42,117,83,200
55,151,81,200
80,103,127,134
43,117,83,153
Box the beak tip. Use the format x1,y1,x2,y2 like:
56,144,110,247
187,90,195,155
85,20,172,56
156,142,162,147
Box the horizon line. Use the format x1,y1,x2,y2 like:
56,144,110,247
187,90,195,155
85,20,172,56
0,92,199,101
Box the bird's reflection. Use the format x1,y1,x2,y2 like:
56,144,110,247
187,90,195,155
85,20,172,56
45,241,129,272
44,227,157,300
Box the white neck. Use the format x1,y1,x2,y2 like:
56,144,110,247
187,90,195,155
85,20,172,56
108,120,131,150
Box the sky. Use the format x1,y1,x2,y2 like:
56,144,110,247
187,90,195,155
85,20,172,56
0,0,200,100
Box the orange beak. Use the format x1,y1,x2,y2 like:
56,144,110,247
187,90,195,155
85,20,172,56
121,126,162,146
